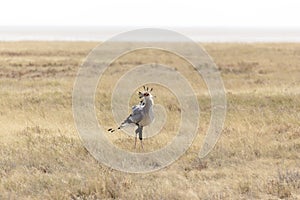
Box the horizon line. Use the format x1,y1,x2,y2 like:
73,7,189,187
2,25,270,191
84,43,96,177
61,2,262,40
1,26,300,42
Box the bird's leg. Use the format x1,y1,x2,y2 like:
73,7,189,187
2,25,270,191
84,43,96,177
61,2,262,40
134,134,137,149
134,126,139,150
140,140,144,150
139,126,144,150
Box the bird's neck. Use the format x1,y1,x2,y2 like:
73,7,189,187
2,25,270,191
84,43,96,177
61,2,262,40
144,97,154,110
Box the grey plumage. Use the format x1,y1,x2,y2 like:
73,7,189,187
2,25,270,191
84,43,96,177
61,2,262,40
108,86,155,149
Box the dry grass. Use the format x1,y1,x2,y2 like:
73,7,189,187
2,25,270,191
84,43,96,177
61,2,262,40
0,41,299,199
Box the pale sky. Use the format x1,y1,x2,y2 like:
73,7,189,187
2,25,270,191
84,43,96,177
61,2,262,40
0,0,299,28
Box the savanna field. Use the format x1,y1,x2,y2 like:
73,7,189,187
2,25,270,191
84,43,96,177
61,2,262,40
0,42,299,199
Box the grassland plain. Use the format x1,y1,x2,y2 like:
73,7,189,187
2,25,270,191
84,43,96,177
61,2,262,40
0,42,299,199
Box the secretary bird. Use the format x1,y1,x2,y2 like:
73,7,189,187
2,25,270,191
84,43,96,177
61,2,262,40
108,86,155,150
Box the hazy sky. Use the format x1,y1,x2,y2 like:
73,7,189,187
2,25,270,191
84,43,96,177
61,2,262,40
1,0,299,28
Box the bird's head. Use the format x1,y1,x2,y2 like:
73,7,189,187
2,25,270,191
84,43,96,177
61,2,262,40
138,91,153,99
138,86,154,99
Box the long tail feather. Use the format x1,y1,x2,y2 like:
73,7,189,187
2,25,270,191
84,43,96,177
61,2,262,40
108,128,115,133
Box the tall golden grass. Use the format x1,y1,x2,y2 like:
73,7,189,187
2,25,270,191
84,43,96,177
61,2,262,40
0,42,299,199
